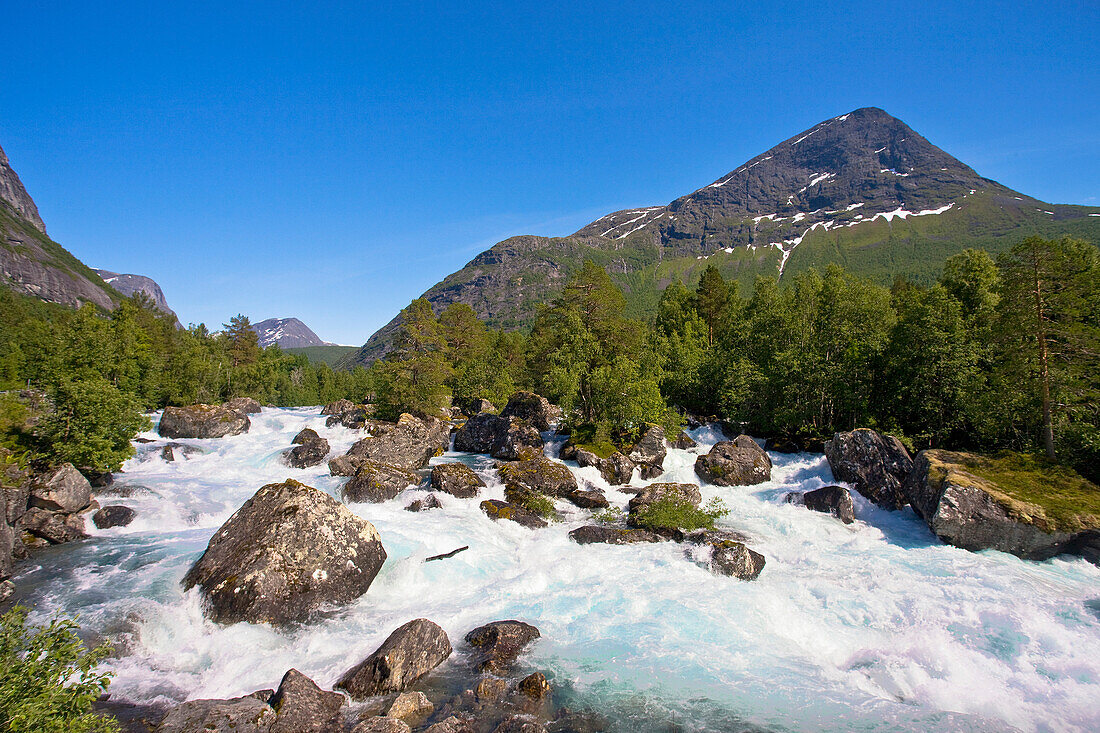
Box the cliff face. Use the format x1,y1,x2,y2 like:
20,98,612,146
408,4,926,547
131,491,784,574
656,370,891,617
0,144,45,234
94,269,179,324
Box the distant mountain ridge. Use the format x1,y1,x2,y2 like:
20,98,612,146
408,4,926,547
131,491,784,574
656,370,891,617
342,107,1100,367
94,268,180,324
251,317,327,348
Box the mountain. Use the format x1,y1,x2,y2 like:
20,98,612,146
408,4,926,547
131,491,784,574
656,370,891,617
94,269,180,324
251,317,327,348
343,107,1100,366
0,143,119,309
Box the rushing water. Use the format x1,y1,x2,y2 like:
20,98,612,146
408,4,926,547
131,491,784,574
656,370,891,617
11,408,1100,732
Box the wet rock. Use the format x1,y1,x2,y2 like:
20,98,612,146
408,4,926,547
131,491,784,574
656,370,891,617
20,507,87,544
682,528,750,546
572,449,635,486
694,436,772,486
82,470,114,488
431,463,486,498
158,404,251,439
424,717,475,733
182,479,387,626
226,397,262,414
465,620,541,674
161,445,175,462
346,414,449,471
800,485,856,524
480,500,548,529
156,695,277,732
500,391,562,432
30,463,92,513
321,399,356,416
454,414,543,460
387,691,434,725
627,425,666,480
493,716,547,733
293,428,321,444
327,408,370,430
568,525,664,545
547,709,611,733
353,717,412,733
627,483,702,515
92,505,136,529
285,437,331,469
328,454,362,476
825,429,912,510
343,461,420,503
269,668,345,733
516,672,551,701
563,484,608,509
498,457,577,501
159,442,203,463
708,542,766,580
406,493,443,512
338,618,453,698
672,431,697,450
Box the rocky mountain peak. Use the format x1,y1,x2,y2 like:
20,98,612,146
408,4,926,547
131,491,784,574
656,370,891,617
0,143,46,234
251,317,326,349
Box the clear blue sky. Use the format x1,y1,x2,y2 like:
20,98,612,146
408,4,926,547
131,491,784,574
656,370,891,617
2,1,1096,345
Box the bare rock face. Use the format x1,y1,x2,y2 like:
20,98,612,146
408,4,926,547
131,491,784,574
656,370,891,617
431,463,486,498
225,397,262,414
346,413,449,471
343,461,420,503
694,436,772,486
499,392,562,432
268,668,345,733
627,425,667,480
825,429,912,510
903,450,1100,562
465,620,541,674
338,618,453,699
156,695,277,732
92,505,136,529
158,404,251,439
30,463,92,513
453,414,542,460
182,479,387,626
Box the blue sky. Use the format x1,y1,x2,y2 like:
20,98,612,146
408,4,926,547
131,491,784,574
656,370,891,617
2,1,1096,345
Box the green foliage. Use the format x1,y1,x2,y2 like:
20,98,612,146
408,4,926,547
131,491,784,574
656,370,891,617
0,606,119,733
36,376,151,472
633,496,729,532
592,506,624,525
515,490,557,519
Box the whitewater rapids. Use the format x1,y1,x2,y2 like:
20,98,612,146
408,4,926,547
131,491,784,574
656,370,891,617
11,408,1100,732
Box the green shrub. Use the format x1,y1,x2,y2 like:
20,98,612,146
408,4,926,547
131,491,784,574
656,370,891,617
515,491,557,519
592,506,624,525
633,496,729,532
0,606,119,732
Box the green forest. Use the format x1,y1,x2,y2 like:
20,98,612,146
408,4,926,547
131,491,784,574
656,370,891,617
1,236,1097,483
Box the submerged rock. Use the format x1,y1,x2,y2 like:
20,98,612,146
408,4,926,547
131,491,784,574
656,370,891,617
825,429,912,510
92,505,136,529
465,620,541,674
338,618,453,698
387,691,434,725
499,391,562,432
406,493,443,512
694,436,771,486
480,500,548,529
431,462,486,498
158,404,250,439
182,479,387,626
342,461,420,503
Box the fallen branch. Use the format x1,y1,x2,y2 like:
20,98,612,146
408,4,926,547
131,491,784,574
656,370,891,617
426,546,469,562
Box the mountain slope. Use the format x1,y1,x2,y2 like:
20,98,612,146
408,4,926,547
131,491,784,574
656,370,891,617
251,317,326,348
343,107,1100,367
94,269,180,324
0,143,119,309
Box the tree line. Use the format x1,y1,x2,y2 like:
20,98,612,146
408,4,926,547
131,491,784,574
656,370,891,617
1,235,1096,481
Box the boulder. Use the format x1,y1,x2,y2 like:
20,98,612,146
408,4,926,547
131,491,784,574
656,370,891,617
825,429,912,510
353,719,412,733
493,717,548,733
707,541,766,580
327,408,370,430
285,437,331,469
563,484,609,509
156,695,277,732
627,425,666,480
500,392,562,432
516,672,551,701
465,620,541,674
568,525,664,545
182,479,387,626
498,458,577,502
160,442,203,463
268,668,345,733
566,447,635,486
337,618,453,698
480,500,548,529
799,485,856,524
82,470,114,488
672,431,697,450
92,505,136,529
30,463,92,513
694,436,772,486
902,450,1100,562
321,399,356,416
387,691,434,724
457,398,497,417
346,413,449,471
328,454,362,476
293,428,321,444
454,414,543,460
431,463,486,498
405,493,443,512
627,483,702,515
159,404,251,439
20,507,87,544
424,717,475,733
226,397,263,414
343,461,420,503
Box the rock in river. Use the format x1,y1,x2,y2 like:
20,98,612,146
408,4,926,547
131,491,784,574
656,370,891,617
182,479,387,626
825,428,912,510
338,618,453,698
158,404,251,439
465,620,541,674
431,462,486,498
694,436,772,486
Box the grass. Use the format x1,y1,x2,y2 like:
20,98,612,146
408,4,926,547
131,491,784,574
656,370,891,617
930,450,1100,533
632,496,729,533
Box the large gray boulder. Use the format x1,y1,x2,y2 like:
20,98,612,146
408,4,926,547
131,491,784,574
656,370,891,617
182,479,387,626
825,429,912,510
568,525,665,545
431,463,486,498
268,668,345,733
343,461,420,503
285,436,330,469
790,485,856,524
453,414,542,460
572,448,635,486
92,505,136,529
157,695,277,732
500,392,562,432
338,618,453,698
708,542,766,580
694,436,772,486
627,425,666,480
30,463,92,513
20,507,87,544
902,450,1100,562
465,620,541,674
226,396,262,414
498,457,577,502
158,404,250,439
346,414,449,472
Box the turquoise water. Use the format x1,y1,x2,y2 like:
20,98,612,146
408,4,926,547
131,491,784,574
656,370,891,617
12,408,1100,732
